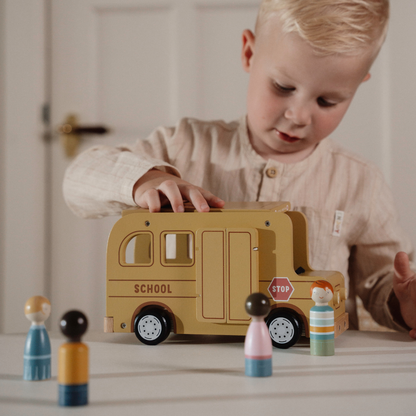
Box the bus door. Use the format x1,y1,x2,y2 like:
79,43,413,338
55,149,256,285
196,228,259,324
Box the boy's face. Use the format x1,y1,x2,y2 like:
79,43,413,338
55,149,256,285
242,16,374,163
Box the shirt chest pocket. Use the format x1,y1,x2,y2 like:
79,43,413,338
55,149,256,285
292,206,351,271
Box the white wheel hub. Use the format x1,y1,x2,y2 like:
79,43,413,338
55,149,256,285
268,317,295,344
138,314,162,341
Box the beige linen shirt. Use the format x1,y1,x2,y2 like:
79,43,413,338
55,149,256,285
64,116,414,331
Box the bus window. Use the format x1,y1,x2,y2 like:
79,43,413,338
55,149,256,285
124,233,152,265
162,232,194,265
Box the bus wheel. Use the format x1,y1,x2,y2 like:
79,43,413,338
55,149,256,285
134,308,171,345
266,310,301,349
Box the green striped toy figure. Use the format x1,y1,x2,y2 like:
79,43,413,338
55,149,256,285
309,281,335,356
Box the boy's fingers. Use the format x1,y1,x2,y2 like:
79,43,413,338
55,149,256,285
200,189,225,209
394,252,413,282
135,188,162,212
179,186,224,213
205,194,225,208
185,188,225,212
186,188,210,212
157,180,185,213
134,173,224,213
144,188,162,213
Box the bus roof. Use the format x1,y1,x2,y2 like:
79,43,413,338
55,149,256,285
122,201,291,216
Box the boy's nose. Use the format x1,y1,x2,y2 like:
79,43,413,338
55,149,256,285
284,102,312,127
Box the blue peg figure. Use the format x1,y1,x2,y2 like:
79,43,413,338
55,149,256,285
244,293,272,377
58,310,89,407
23,296,52,381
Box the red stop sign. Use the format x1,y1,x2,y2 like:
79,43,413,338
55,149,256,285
268,277,294,302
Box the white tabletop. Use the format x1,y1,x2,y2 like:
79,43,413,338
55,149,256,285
0,330,415,416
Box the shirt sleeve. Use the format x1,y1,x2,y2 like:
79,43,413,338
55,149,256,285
349,170,415,331
63,124,182,219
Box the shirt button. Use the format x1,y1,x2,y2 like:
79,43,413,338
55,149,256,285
266,168,277,178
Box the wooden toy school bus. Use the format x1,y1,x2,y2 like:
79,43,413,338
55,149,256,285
104,201,348,348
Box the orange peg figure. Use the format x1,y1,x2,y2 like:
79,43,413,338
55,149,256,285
58,310,89,406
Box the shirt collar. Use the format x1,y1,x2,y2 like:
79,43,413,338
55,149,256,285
239,114,332,175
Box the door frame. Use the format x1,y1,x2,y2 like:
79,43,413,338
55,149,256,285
0,0,50,333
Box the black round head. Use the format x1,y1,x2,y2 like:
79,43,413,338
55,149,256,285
245,293,270,317
59,310,88,342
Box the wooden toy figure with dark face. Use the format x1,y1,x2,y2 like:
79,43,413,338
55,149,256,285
309,280,335,356
244,292,273,377
58,310,89,406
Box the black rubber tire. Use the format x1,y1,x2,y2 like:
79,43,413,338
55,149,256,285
134,308,171,345
266,310,301,349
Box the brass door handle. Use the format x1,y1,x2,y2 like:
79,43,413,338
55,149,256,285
58,114,110,158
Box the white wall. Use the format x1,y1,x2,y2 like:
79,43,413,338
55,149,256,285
0,0,47,333
0,0,6,334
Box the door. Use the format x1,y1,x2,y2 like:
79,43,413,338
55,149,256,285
227,229,259,323
50,0,259,330
196,229,226,323
196,228,258,323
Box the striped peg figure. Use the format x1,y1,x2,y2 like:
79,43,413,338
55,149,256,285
309,280,335,356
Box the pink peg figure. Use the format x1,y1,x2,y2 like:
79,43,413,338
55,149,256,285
244,293,272,377
309,280,335,356
23,296,52,380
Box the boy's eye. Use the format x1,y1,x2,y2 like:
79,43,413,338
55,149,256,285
273,82,295,93
317,97,337,108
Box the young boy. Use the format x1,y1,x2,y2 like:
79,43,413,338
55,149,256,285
64,0,416,337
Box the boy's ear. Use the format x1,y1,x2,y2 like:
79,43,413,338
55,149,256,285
362,73,371,82
241,29,255,73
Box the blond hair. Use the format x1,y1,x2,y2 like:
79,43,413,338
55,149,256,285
25,296,51,315
255,0,389,56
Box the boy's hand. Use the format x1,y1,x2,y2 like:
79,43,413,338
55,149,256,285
133,169,225,213
393,251,416,339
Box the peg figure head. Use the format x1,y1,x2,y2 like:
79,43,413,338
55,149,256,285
24,296,51,325
245,292,271,318
310,280,334,305
59,310,88,342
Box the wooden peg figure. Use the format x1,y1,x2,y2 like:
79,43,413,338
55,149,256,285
244,293,272,377
309,280,335,356
58,310,89,406
23,296,52,380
